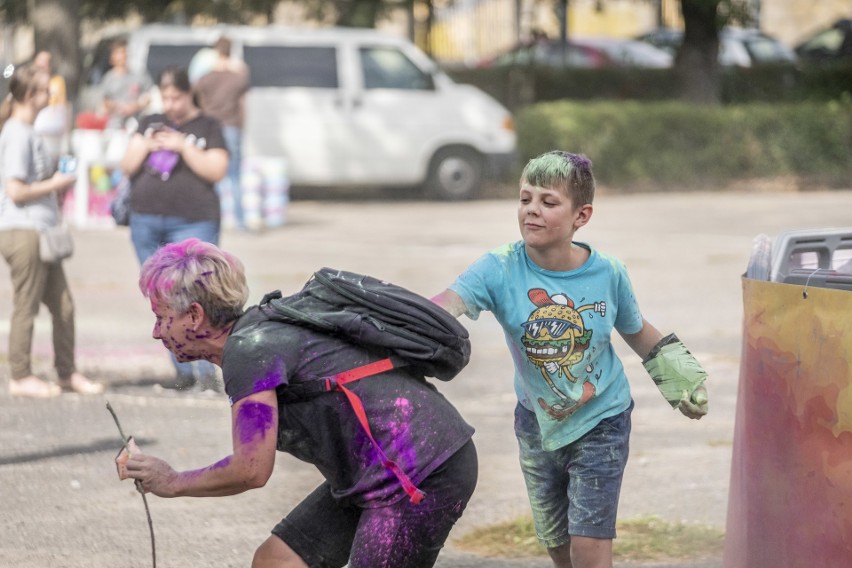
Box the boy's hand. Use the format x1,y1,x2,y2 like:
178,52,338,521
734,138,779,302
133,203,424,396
642,333,709,416
677,385,708,419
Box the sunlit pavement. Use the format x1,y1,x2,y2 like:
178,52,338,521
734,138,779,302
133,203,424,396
3,190,851,566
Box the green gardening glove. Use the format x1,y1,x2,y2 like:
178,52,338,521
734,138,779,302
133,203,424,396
643,333,708,412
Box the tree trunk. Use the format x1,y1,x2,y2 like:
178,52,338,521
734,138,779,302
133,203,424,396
676,0,721,104
30,0,81,98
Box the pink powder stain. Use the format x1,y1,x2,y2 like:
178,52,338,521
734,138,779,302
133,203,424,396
236,402,275,445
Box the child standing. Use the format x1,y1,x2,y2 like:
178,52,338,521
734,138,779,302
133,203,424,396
432,150,708,568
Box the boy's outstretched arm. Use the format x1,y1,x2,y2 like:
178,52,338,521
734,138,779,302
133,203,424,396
619,319,709,420
431,289,466,318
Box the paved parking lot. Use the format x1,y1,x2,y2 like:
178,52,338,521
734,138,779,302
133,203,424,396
2,189,851,567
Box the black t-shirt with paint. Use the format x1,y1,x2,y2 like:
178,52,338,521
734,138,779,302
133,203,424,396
221,306,475,507
129,113,224,222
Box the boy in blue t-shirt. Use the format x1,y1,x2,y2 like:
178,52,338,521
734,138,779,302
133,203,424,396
432,150,708,568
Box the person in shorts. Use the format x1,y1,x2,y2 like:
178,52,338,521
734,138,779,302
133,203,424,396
432,150,708,567
122,238,477,567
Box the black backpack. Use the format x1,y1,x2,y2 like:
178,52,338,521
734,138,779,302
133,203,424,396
257,267,472,503
258,267,470,381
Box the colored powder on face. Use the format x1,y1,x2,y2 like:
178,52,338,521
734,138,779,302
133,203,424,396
236,402,275,445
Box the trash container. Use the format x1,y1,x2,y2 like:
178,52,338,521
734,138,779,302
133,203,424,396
724,230,852,567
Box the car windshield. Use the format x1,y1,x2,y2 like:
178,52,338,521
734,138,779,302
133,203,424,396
800,28,845,53
744,36,796,63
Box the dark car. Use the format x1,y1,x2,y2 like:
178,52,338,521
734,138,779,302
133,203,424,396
477,37,672,69
795,19,852,62
637,26,796,67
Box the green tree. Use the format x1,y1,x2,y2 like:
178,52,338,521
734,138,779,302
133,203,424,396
0,0,282,96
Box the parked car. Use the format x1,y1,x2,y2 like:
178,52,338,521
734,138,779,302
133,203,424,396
572,37,673,68
795,19,852,62
77,24,517,200
477,37,672,69
636,27,797,67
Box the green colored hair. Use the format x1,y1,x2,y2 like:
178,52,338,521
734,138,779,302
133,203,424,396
520,151,596,206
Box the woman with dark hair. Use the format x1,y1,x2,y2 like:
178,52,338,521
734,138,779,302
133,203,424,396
120,65,228,391
0,63,102,396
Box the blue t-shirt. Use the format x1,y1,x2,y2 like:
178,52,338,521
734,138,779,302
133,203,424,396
450,241,643,450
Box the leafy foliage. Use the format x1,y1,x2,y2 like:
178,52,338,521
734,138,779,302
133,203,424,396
515,99,852,189
0,0,280,24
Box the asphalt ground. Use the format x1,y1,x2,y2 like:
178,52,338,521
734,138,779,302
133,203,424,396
2,188,851,567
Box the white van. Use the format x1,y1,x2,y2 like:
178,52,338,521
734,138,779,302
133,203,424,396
78,24,517,199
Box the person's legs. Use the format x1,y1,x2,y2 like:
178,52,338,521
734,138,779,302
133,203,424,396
515,403,572,554
348,440,478,568
130,216,222,389
264,441,476,568
166,218,220,247
162,218,222,388
41,261,75,378
0,230,60,397
220,125,245,230
0,230,47,376
269,483,358,568
252,536,309,568
515,402,631,568
129,213,167,265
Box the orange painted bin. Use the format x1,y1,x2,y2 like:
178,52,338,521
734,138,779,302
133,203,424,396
723,277,852,567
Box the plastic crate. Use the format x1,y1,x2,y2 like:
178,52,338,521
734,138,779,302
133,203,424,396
769,228,852,291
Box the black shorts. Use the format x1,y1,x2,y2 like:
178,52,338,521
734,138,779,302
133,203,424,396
271,439,478,568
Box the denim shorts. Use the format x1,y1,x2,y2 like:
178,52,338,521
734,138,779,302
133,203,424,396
514,401,632,547
271,439,477,568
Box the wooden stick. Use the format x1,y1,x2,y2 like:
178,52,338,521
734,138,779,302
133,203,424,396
106,401,157,568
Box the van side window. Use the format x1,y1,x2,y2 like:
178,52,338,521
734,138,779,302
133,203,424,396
243,46,338,88
147,44,208,82
359,47,434,90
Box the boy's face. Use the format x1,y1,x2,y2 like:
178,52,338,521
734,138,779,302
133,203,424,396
517,182,592,251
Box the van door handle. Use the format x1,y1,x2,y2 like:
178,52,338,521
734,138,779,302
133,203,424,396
352,96,362,109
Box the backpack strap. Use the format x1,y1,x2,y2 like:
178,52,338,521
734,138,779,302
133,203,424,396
325,358,426,504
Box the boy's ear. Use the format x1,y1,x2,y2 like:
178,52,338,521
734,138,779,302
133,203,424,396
574,203,593,229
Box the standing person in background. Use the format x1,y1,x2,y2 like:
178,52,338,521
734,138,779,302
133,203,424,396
120,65,228,392
31,51,70,162
193,37,250,232
101,39,152,130
0,64,103,397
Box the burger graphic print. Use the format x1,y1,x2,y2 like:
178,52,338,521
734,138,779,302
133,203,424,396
521,288,606,420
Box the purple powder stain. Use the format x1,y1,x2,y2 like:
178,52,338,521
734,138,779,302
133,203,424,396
209,455,231,470
236,402,275,445
182,455,233,481
252,361,284,394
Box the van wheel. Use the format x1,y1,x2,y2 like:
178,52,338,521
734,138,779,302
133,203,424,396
425,148,483,201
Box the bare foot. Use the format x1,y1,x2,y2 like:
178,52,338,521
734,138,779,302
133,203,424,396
9,375,61,398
